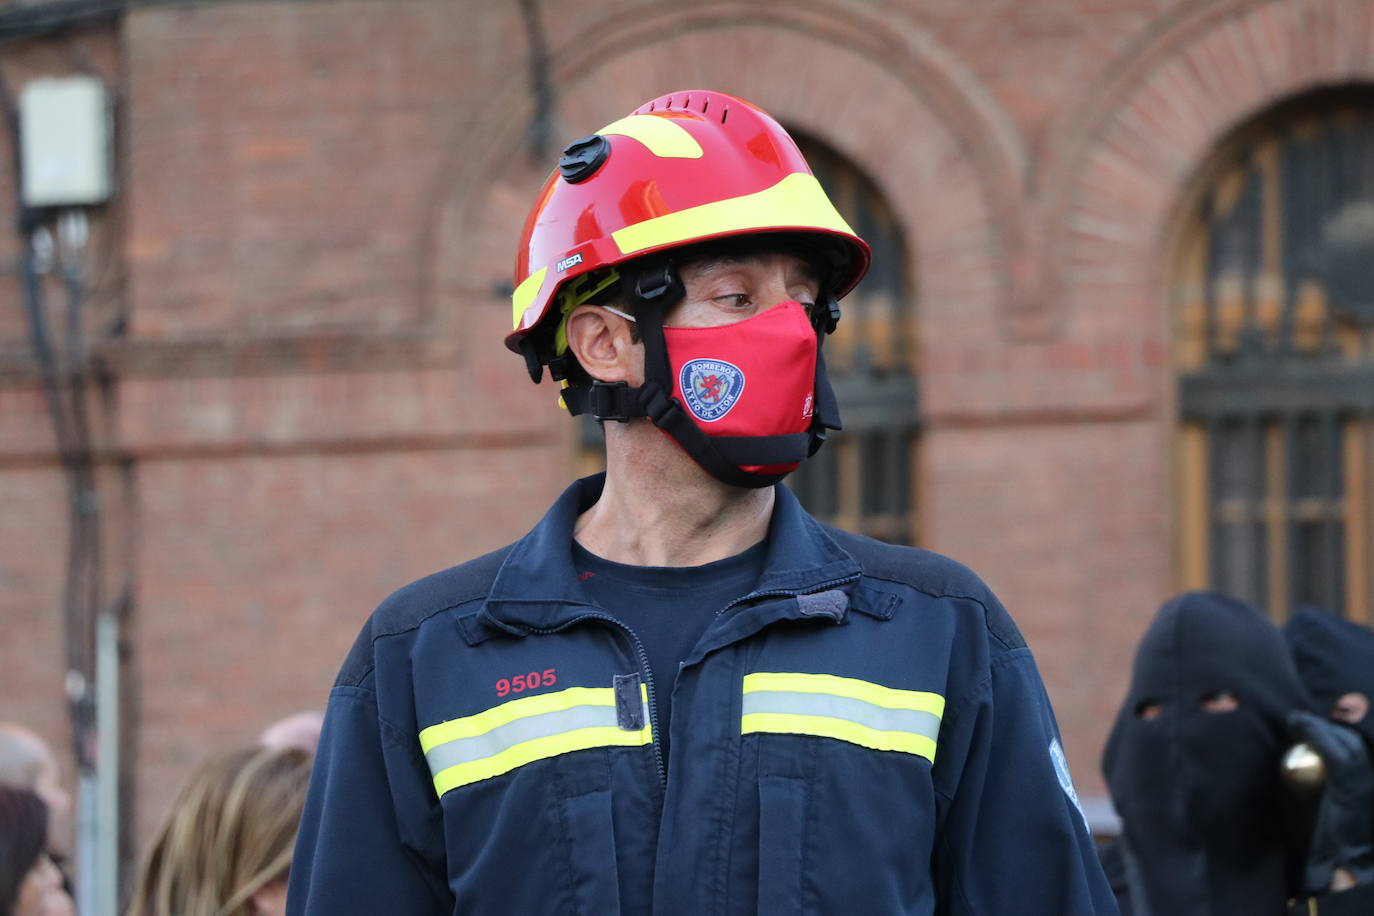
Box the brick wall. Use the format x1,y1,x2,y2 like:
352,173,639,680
128,444,567,843
1,0,1372,875
0,466,71,783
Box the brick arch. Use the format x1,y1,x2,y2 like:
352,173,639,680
423,1,1029,373
1037,0,1374,343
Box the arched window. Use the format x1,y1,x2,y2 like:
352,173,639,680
1174,88,1374,622
787,136,919,544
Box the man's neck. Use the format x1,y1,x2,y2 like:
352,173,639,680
573,422,774,567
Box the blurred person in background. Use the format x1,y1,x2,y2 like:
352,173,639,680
1100,591,1374,915
1284,606,1374,743
0,726,70,856
290,89,1112,914
127,745,310,916
257,711,324,755
0,785,72,916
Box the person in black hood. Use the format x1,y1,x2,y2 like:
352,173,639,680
1280,604,1374,914
1100,591,1374,914
1284,606,1374,747
1102,591,1314,915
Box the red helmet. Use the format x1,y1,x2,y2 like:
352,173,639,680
506,89,871,363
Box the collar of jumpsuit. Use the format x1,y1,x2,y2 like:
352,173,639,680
469,472,863,641
1102,591,1316,916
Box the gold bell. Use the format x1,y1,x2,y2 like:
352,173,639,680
1281,742,1326,793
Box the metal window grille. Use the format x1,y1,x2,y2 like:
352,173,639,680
1175,90,1374,622
785,135,919,544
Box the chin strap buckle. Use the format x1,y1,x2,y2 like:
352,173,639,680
585,381,638,422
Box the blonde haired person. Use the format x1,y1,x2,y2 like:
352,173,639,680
128,746,310,916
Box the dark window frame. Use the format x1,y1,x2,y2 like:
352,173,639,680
1175,88,1374,622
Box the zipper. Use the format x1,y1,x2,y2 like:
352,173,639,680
515,611,667,786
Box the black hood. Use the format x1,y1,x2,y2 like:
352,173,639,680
1284,605,1374,747
1103,591,1315,915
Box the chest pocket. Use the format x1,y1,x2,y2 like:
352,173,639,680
742,672,944,915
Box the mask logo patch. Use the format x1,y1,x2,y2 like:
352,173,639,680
679,358,745,423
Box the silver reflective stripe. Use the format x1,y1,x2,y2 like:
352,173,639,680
741,690,941,742
424,702,623,776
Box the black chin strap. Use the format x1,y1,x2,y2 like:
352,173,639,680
559,258,842,489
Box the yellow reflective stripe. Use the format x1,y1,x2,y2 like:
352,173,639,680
742,672,945,717
741,712,938,762
611,172,856,257
433,724,651,796
511,267,548,330
419,686,619,753
597,115,703,159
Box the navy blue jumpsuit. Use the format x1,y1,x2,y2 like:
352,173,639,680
288,475,1115,914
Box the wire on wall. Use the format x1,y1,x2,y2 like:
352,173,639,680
517,0,555,163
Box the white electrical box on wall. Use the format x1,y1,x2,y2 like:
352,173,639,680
20,75,113,208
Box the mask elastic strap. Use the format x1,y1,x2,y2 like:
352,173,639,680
601,306,636,323
808,312,843,456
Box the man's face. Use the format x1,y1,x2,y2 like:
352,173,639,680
566,249,824,390
1332,691,1370,725
663,251,820,328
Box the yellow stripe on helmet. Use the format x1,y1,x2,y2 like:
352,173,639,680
598,115,703,159
611,172,856,257
511,267,548,331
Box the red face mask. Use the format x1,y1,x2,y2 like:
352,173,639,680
663,301,819,475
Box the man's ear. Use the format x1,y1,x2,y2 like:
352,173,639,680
565,305,641,384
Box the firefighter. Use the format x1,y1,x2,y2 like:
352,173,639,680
288,89,1115,914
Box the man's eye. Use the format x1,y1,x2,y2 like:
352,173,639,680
713,294,750,307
